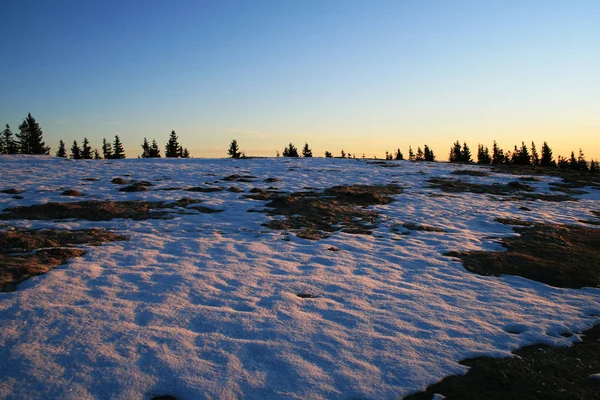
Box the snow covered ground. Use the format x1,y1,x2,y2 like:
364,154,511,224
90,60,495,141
0,155,599,399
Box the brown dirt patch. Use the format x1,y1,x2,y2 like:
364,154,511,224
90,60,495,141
0,198,202,221
402,223,446,232
227,187,244,193
119,183,149,192
451,170,490,177
1,189,22,195
111,178,130,184
404,323,600,400
446,221,600,289
185,186,225,193
0,228,128,291
262,184,402,240
61,189,84,196
222,174,257,182
187,205,224,214
492,164,600,189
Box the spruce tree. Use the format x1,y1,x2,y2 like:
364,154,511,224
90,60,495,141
530,141,540,166
141,138,150,158
302,142,313,157
340,149,346,158
182,148,190,158
2,124,18,154
589,160,599,174
93,149,102,159
56,140,67,158
177,145,184,158
577,149,589,171
385,151,391,160
112,135,125,159
514,142,530,165
408,146,415,161
423,145,435,162
568,151,577,170
71,140,81,159
491,141,504,164
228,139,242,158
81,137,92,159
324,151,332,158
394,148,404,160
283,143,299,157
102,138,113,159
477,144,491,164
557,155,569,169
165,130,180,158
17,113,50,154
449,141,461,162
460,142,472,163
540,142,555,167
415,147,425,161
149,139,161,157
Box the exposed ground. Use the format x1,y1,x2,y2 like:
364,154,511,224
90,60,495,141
0,228,128,291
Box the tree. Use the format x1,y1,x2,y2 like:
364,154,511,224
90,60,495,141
394,148,404,160
576,149,589,171
228,139,242,158
141,138,151,158
93,149,102,160
590,160,599,174
283,143,299,157
530,141,540,166
557,155,569,169
181,148,190,158
81,137,92,159
568,151,577,170
540,142,555,167
149,139,161,157
17,113,50,154
449,141,462,162
55,140,67,158
302,142,313,157
102,138,113,159
385,151,392,160
513,142,530,165
477,144,491,164
340,149,346,158
460,142,472,163
112,135,125,159
408,146,415,161
324,151,333,158
415,147,425,161
424,145,435,162
165,130,180,158
1,124,18,154
491,141,504,165
70,140,81,159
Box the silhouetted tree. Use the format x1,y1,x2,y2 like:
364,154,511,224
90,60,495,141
540,142,555,167
557,155,569,169
302,142,313,157
55,140,67,158
513,142,530,165
181,148,190,158
530,141,540,166
491,141,504,164
81,137,92,159
17,113,50,154
477,144,491,164
385,151,392,160
590,160,599,174
149,139,161,158
141,138,151,158
228,139,242,158
70,140,81,159
394,148,404,160
504,150,512,165
423,145,435,162
93,149,102,159
102,138,113,159
165,130,180,158
449,141,462,162
1,124,18,154
112,135,125,159
415,147,425,161
282,143,299,157
576,149,589,171
324,151,332,158
408,146,415,161
568,151,577,170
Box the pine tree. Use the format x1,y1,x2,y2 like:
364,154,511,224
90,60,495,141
165,130,180,158
71,140,81,159
340,149,346,158
504,150,513,165
590,160,599,174
302,142,313,157
283,143,299,157
149,139,161,157
228,139,242,158
112,135,125,159
513,142,530,165
415,147,425,161
460,142,472,163
449,141,461,162
1,124,18,154
56,140,67,158
477,144,491,164
93,149,102,159
540,142,555,167
557,155,569,169
394,148,403,160
408,146,415,161
491,141,504,164
102,138,113,159
324,151,332,158
17,113,50,154
141,138,150,158
423,145,435,162
530,141,540,166
577,149,589,171
385,151,391,160
81,137,92,159
182,148,190,158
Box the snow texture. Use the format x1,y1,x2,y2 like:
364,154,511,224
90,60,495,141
0,155,599,399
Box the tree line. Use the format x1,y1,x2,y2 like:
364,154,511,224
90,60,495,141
1,113,50,155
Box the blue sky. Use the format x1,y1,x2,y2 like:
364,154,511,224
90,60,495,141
1,0,599,159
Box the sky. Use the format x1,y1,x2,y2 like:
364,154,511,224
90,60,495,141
1,0,599,160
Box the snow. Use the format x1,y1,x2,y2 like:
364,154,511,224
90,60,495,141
0,155,599,399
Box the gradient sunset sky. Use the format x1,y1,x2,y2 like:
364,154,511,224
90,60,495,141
1,0,598,160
